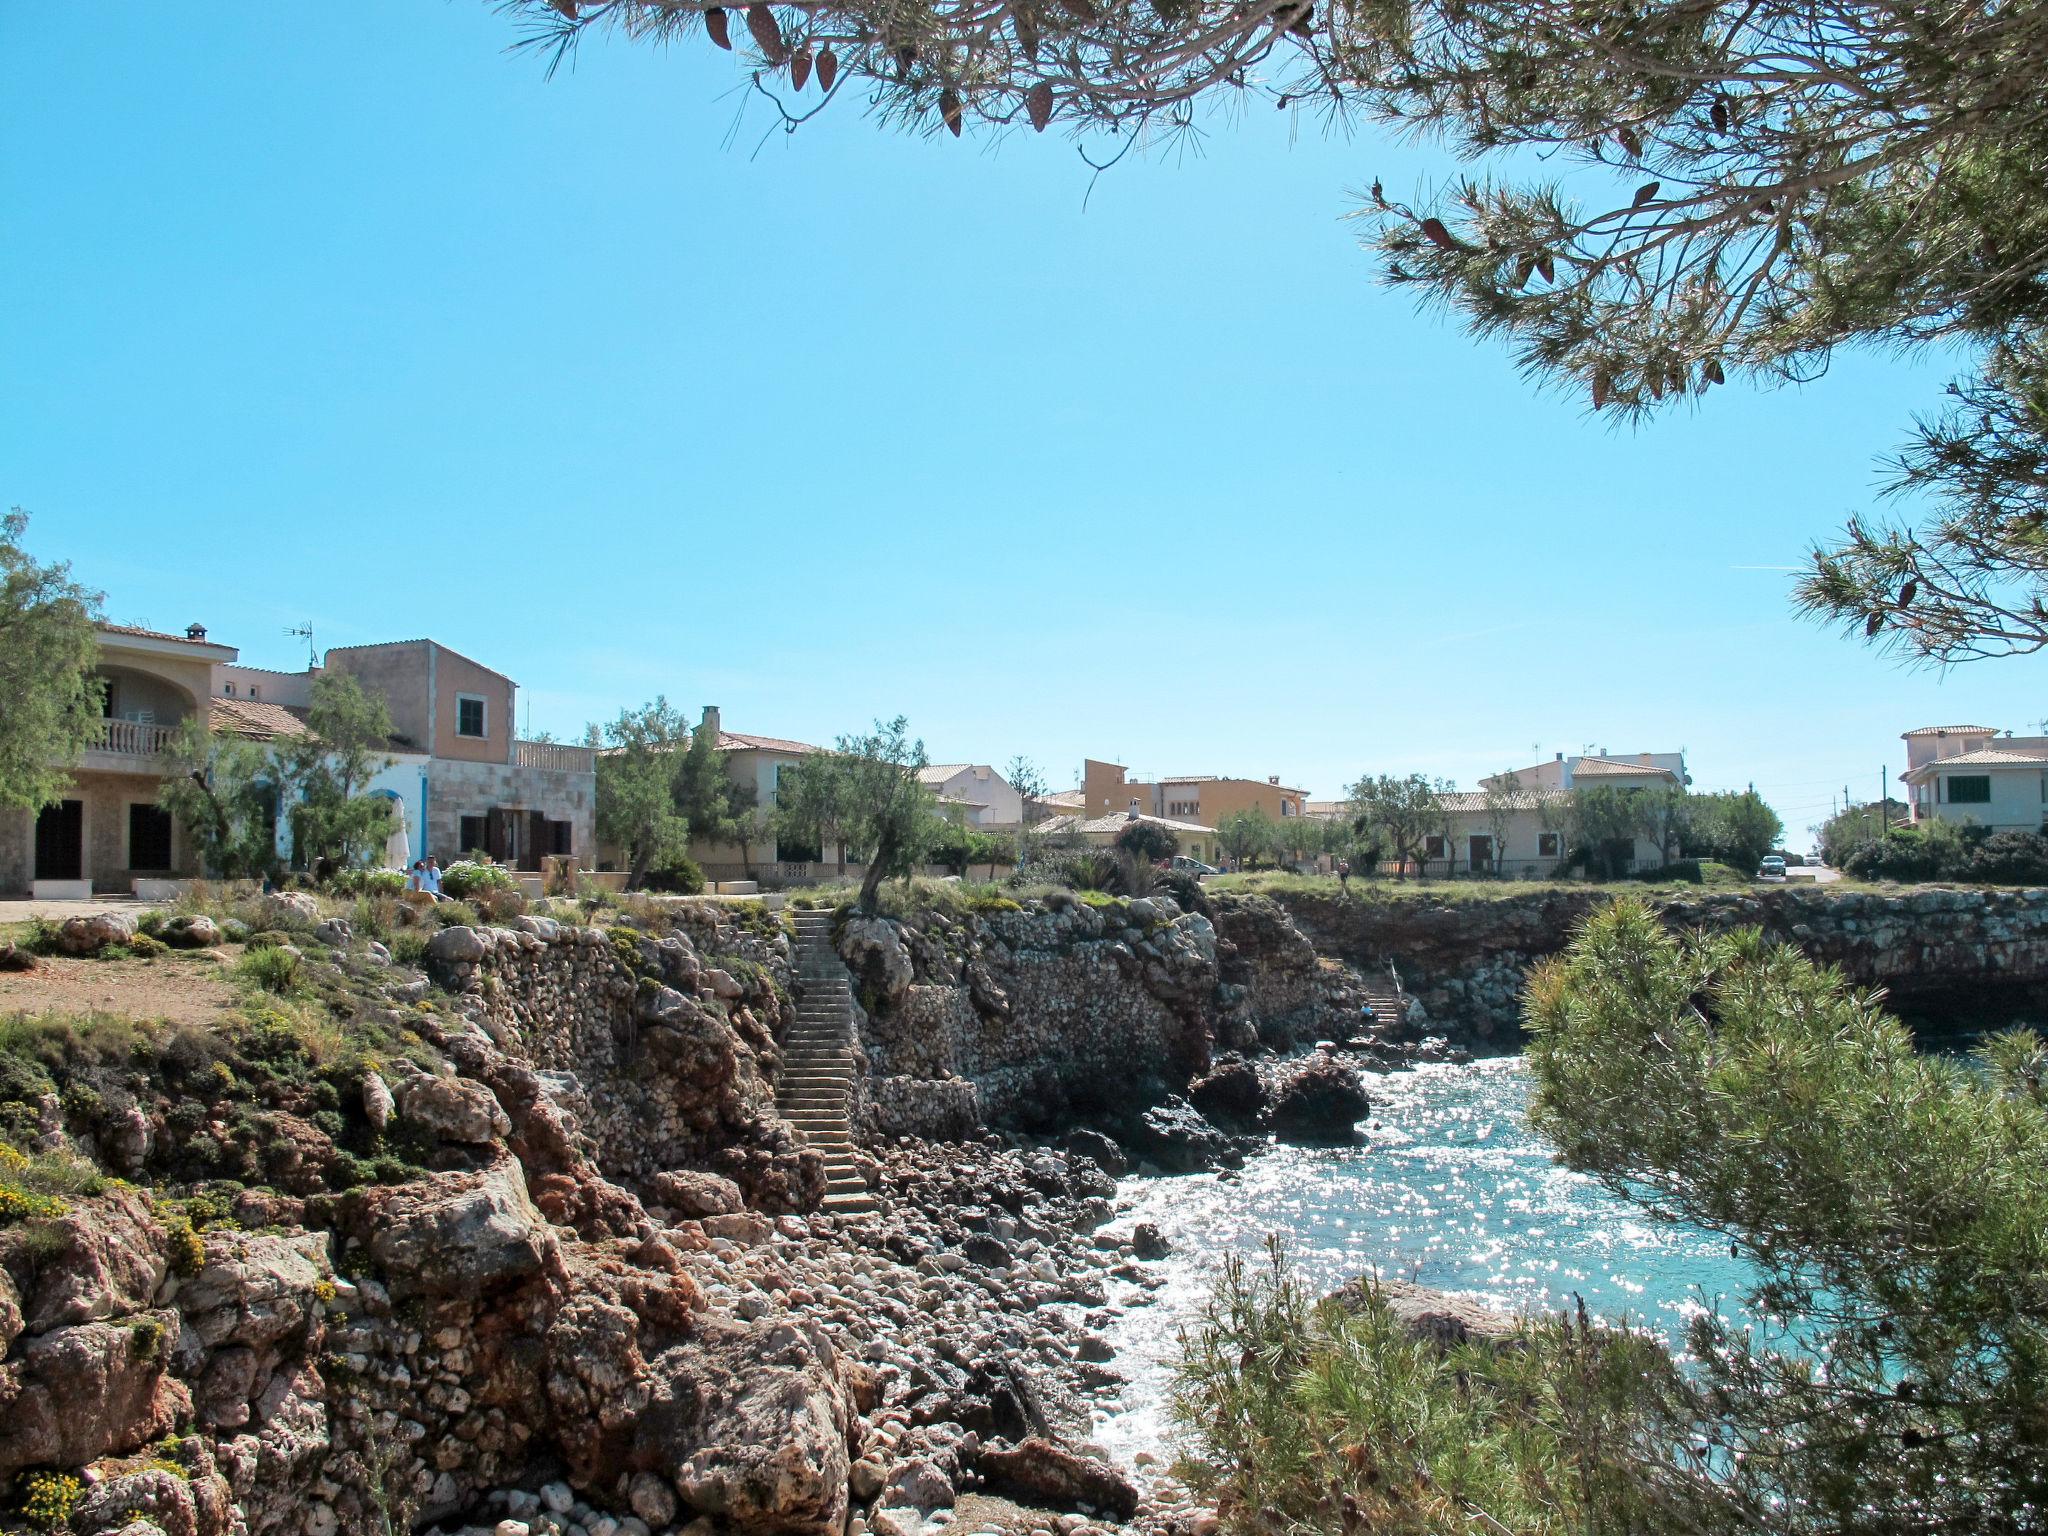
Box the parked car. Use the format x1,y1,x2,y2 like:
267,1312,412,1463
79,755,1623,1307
1757,856,1788,881
1170,855,1221,877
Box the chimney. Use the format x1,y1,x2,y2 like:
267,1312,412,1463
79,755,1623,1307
185,623,207,641
1639,752,1652,763
1599,746,1609,757
1268,775,1279,785
700,705,721,742
1555,752,1564,762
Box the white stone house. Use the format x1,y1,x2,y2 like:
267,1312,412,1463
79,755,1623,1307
919,764,1024,828
1901,724,2048,833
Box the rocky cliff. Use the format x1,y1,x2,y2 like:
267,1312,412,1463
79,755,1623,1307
1268,883,2048,1040
835,895,1224,1138
0,895,1206,1536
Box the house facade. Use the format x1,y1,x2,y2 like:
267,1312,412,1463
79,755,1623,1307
1079,758,1307,827
323,640,596,870
0,623,237,897
1901,724,2048,832
1034,811,1221,867
0,627,595,897
919,764,1024,828
684,707,847,884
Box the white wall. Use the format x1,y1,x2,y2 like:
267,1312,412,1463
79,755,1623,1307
1919,766,2046,833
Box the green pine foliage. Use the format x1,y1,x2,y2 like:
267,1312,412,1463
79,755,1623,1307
1176,900,2048,1532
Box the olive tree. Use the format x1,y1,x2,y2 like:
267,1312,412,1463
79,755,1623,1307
0,511,103,811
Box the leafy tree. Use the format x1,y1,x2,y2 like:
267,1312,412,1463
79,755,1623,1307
158,718,281,881
1548,785,1661,880
1006,753,1052,866
1480,773,1533,876
836,716,941,913
509,0,2048,665
770,752,854,876
1712,789,1783,872
1216,806,1279,869
280,673,396,871
1678,789,1785,872
1346,774,1450,878
1816,798,1908,867
1115,817,1179,863
677,715,759,874
0,511,104,811
594,697,692,889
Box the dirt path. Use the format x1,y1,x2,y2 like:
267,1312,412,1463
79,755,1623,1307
0,951,242,1027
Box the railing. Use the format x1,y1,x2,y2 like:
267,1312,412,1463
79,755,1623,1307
90,718,176,757
514,740,597,773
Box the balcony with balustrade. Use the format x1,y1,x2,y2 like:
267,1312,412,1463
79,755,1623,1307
514,739,598,775
78,715,180,773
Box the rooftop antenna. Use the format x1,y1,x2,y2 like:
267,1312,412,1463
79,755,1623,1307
285,623,316,669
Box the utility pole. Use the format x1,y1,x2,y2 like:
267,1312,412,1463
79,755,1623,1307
1880,768,1888,831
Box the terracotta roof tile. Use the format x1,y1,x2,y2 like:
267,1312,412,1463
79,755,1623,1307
210,697,311,740
715,730,821,755
1901,724,1996,737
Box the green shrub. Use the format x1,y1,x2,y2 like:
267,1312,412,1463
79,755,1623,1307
19,915,63,955
137,910,168,938
127,932,170,958
331,867,408,898
440,860,515,900
433,899,481,930
645,852,707,895
388,931,430,968
235,945,304,996
1625,858,1704,884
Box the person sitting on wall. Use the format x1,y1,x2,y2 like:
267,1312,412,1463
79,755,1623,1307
406,861,426,893
422,857,445,899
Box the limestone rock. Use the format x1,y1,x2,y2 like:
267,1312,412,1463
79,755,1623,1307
1187,1057,1266,1128
361,1070,395,1131
1329,1274,1523,1349
0,1313,188,1477
159,914,221,949
3,1186,167,1334
974,1437,1139,1520
1123,1098,1231,1173
350,1155,556,1297
1268,1056,1370,1144
648,1168,744,1218
395,1072,513,1144
427,925,490,965
58,911,137,954
257,891,320,928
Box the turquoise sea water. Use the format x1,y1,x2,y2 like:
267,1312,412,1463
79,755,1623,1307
1091,1055,1761,1465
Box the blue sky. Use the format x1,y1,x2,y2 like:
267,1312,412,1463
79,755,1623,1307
3,4,2036,844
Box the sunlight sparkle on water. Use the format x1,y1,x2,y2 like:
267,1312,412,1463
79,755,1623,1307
1090,1056,1759,1467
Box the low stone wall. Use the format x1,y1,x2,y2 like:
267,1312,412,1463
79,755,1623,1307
1268,883,2048,1041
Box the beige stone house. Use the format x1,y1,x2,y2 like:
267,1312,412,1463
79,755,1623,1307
320,640,595,871
0,623,238,897
0,627,594,897
1079,758,1308,827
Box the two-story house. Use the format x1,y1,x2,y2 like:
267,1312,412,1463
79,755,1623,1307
0,623,239,897
919,764,1025,828
320,640,596,871
1079,759,1308,827
1900,724,2048,832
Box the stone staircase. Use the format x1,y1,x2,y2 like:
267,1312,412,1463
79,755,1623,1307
778,910,876,1216
1355,967,1409,1032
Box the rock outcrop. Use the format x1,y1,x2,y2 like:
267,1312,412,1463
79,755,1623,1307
1269,883,2048,1041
